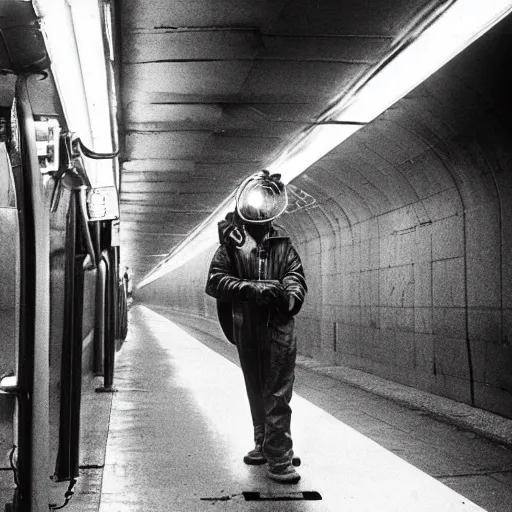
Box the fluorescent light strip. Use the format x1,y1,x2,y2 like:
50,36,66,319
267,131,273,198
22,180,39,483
70,0,114,188
137,194,236,288
34,0,92,142
136,0,512,289
333,0,512,124
34,0,114,188
136,126,366,288
269,124,362,184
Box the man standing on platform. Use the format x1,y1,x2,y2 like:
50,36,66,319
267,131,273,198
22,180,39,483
205,171,307,484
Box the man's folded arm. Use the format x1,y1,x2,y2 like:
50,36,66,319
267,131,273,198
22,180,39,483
205,245,278,303
281,244,307,315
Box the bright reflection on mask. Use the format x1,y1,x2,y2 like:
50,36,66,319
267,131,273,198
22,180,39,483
236,174,288,224
246,189,265,210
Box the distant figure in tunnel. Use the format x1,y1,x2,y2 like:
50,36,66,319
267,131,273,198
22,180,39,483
205,171,307,484
123,266,132,297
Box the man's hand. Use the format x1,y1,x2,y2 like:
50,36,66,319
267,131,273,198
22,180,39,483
256,280,292,312
253,280,282,305
241,280,290,309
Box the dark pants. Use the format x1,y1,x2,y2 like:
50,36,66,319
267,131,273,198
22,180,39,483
235,308,297,470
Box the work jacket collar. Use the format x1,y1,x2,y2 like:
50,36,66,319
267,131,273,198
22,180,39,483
267,223,289,240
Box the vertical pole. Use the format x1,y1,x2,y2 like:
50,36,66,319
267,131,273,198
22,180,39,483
112,246,120,342
103,251,114,389
95,250,116,393
94,259,106,375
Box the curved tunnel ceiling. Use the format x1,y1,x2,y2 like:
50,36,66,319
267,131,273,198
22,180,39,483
119,0,444,283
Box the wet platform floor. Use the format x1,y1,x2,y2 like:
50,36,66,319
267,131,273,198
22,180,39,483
94,305,503,511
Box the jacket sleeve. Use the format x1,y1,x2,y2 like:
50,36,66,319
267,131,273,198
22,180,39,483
205,244,262,301
281,243,307,316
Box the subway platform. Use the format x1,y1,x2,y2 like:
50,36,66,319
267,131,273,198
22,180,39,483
67,305,512,511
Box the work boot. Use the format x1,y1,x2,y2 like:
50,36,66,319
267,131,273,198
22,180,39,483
267,463,301,484
243,443,266,465
244,447,301,466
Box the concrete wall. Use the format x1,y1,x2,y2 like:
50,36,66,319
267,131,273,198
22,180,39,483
138,246,218,322
137,20,512,418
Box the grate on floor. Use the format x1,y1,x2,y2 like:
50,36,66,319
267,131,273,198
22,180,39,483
242,491,322,501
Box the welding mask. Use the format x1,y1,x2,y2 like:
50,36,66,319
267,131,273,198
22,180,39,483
235,170,288,224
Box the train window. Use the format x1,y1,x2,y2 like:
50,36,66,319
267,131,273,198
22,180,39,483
0,139,20,379
0,141,15,208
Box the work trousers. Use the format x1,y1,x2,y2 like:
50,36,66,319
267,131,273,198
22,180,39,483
235,311,297,470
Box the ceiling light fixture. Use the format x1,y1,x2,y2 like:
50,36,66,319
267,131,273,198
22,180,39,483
137,0,512,289
33,0,114,188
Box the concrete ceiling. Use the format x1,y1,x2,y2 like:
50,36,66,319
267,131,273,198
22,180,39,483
119,0,439,283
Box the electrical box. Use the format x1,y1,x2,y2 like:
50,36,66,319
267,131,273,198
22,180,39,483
86,186,119,221
34,117,60,173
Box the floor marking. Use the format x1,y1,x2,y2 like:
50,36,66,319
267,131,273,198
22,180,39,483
242,491,323,501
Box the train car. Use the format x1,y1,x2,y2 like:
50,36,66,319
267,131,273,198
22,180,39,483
0,2,125,510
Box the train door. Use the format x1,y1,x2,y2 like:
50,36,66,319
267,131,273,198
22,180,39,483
51,172,90,487
0,107,22,511
0,76,53,512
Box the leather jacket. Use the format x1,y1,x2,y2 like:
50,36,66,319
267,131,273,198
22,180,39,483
205,213,307,342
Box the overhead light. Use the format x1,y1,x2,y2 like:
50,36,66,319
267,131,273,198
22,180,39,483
137,0,512,288
136,195,235,288
33,0,91,142
271,0,512,182
33,0,114,188
269,124,362,184
69,1,112,149
332,0,512,124
136,128,359,287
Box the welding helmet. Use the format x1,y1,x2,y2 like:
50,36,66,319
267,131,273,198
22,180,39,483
235,170,288,224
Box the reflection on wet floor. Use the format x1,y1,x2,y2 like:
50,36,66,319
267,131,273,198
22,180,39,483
98,306,485,511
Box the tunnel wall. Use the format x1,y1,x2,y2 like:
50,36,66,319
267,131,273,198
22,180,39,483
137,22,512,418
138,245,219,322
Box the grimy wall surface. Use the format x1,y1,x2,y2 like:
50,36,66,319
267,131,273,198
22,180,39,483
137,18,512,419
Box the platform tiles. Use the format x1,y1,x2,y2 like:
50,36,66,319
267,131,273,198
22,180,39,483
98,306,485,511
